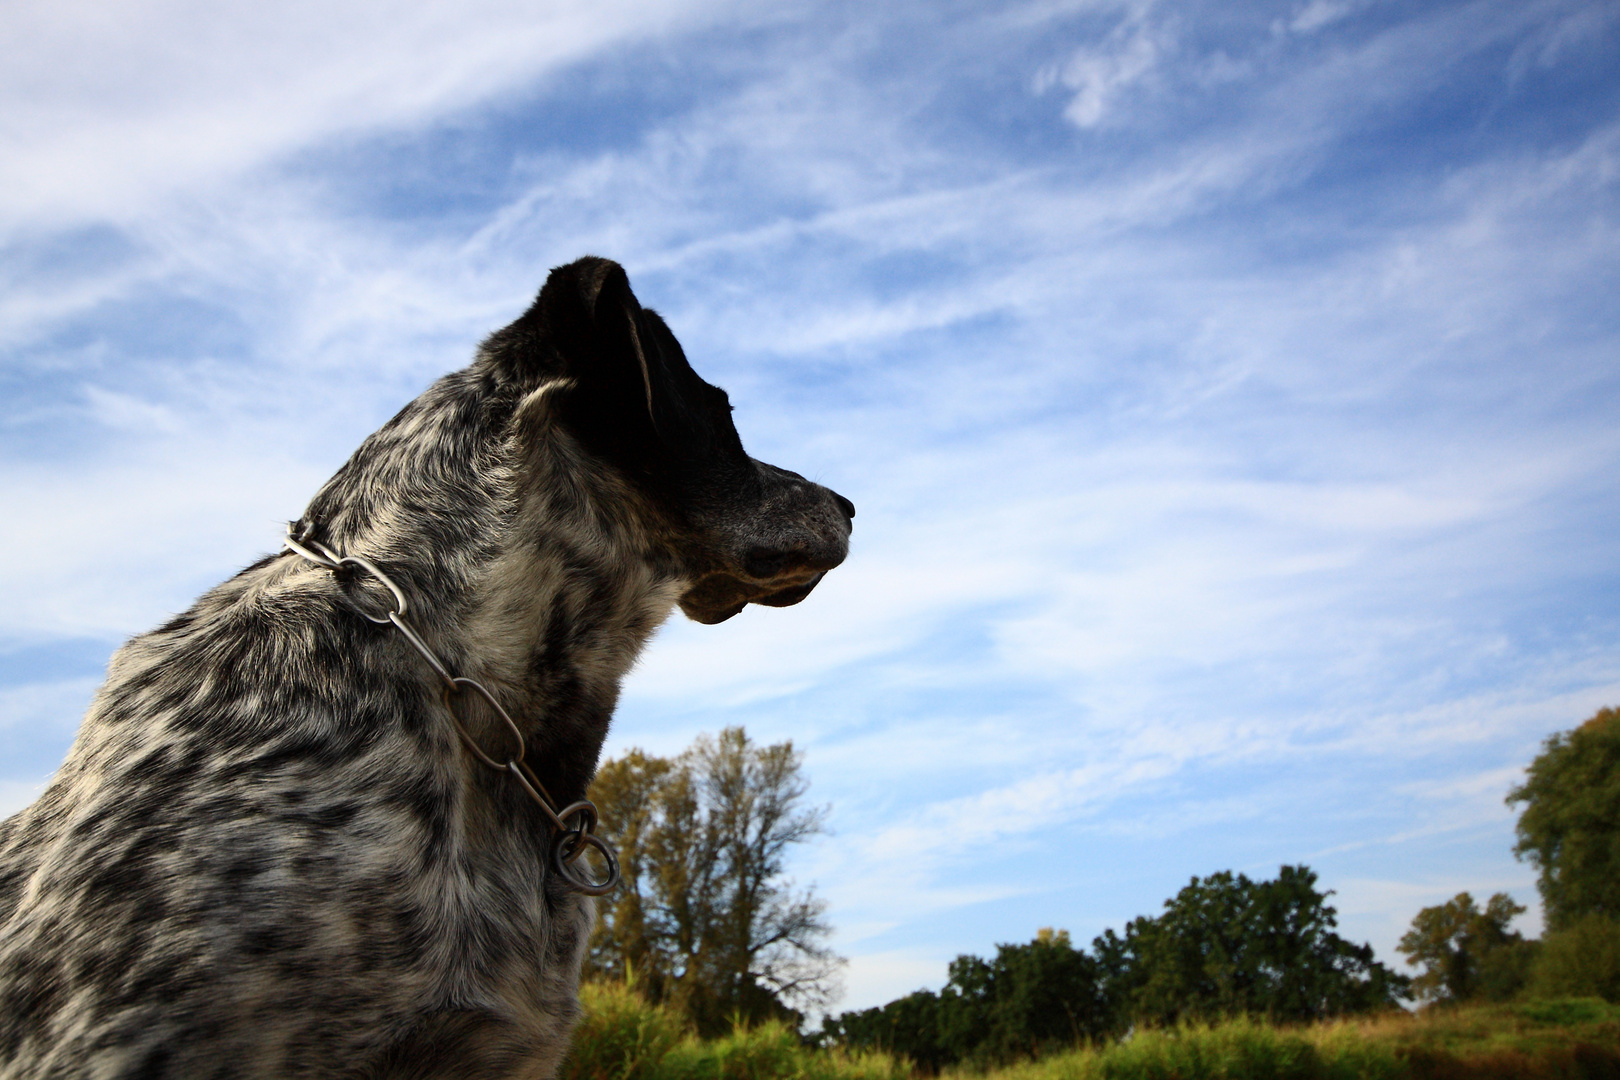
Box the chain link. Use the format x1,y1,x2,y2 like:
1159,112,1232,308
284,524,621,896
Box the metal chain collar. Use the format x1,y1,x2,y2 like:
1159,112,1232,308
283,524,620,896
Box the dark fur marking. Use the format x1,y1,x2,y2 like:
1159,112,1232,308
380,773,449,848
153,610,196,636
0,963,61,1058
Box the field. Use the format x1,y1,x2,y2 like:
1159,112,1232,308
974,999,1620,1080
560,983,1620,1080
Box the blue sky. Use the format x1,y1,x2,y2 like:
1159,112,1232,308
3,0,1618,1012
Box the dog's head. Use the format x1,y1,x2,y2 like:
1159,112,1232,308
487,257,853,624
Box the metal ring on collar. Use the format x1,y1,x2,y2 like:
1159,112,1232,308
550,829,620,896
334,553,407,623
445,677,527,767
551,800,599,839
284,523,622,897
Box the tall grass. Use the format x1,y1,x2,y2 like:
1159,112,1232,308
561,985,1620,1080
956,1001,1620,1080
965,1017,1399,1080
560,980,910,1080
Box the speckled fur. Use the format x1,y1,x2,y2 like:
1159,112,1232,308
0,258,853,1080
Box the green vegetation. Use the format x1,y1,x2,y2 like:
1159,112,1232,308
587,727,841,1036
559,980,908,1080
566,706,1620,1078
1397,892,1533,1004
824,867,1408,1070
1530,913,1620,1003
963,1000,1620,1080
1508,706,1620,931
1384,706,1620,1010
825,928,1113,1072
561,985,1620,1080
1109,866,1408,1025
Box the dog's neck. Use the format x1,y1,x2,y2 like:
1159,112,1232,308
295,370,686,800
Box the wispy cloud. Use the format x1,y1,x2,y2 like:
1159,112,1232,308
0,0,747,235
1036,5,1169,128
3,0,1617,1011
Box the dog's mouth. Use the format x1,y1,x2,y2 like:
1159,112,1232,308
677,571,828,625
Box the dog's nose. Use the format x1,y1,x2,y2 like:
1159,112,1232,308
833,493,855,520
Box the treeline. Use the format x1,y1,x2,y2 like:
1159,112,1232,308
580,706,1620,1072
821,705,1620,1071
1396,705,1620,1007
821,865,1408,1071
561,982,1620,1080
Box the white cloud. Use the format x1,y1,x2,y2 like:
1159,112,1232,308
1037,12,1168,128
0,676,99,737
0,675,99,814
835,948,954,1009
0,0,743,235
1290,0,1356,35
0,445,329,638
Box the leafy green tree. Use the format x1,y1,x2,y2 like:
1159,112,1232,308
983,929,1110,1056
1477,937,1541,1003
1396,892,1527,1003
1089,925,1140,1030
935,929,1111,1063
935,953,992,1064
827,867,1402,1069
823,928,1109,1071
1529,912,1620,1003
1507,706,1620,931
587,727,841,1034
1122,866,1409,1024
825,989,948,1072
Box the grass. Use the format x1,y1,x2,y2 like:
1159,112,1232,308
561,984,1620,1080
972,1017,1399,1080
964,1001,1620,1080
558,981,909,1080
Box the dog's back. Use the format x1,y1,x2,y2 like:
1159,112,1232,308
0,257,853,1079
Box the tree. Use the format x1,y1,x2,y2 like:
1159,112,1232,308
1396,891,1527,1003
821,928,1109,1071
1529,911,1620,1003
823,989,947,1072
981,929,1111,1057
1121,866,1409,1024
1507,706,1620,931
825,866,1403,1069
931,929,1112,1065
587,727,842,1034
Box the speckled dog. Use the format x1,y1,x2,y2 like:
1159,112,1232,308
0,257,854,1080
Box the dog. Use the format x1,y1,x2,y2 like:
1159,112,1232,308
0,257,854,1079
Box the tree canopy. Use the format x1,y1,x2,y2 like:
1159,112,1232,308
587,727,841,1035
1114,866,1409,1025
825,928,1111,1071
1396,891,1528,1003
1507,706,1620,931
824,866,1405,1070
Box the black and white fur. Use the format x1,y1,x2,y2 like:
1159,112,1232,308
0,257,853,1079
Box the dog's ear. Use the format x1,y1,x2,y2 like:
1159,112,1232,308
489,257,734,489
538,258,657,418
480,256,656,403
531,256,671,478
